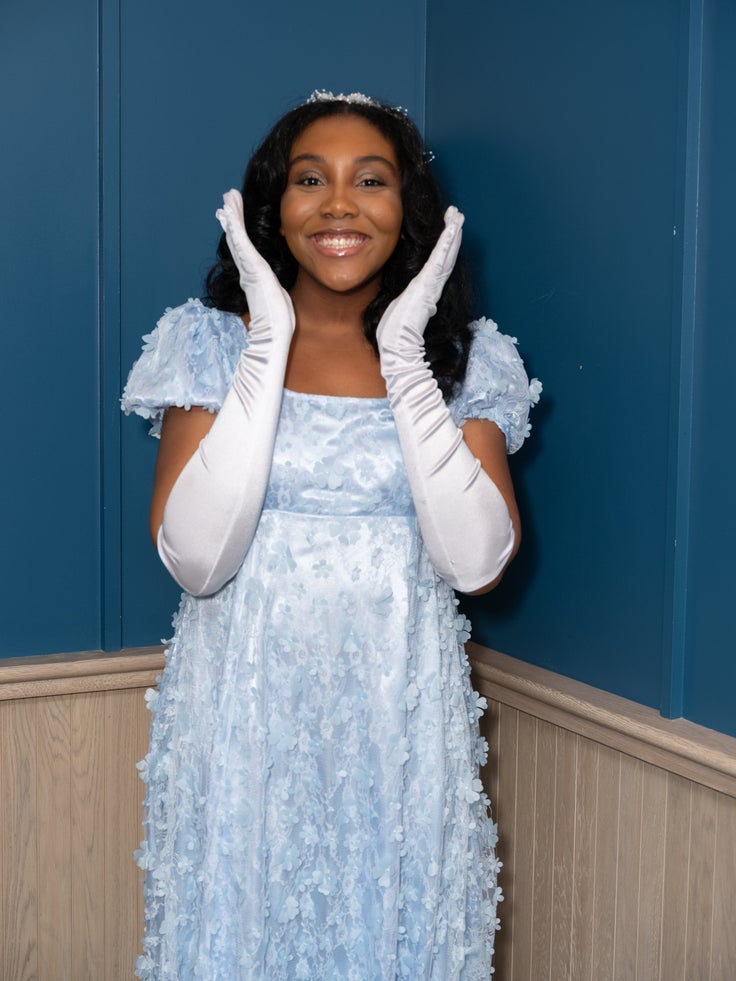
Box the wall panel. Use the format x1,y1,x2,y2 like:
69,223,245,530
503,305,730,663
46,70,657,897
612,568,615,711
426,0,736,736
426,0,682,711
684,0,736,732
473,648,736,980
0,654,155,980
1,700,39,981
0,0,101,656
36,697,72,981
0,0,428,659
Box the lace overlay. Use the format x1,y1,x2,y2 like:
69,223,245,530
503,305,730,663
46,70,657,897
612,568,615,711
122,302,540,979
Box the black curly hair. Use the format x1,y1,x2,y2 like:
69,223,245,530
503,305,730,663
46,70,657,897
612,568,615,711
204,96,473,398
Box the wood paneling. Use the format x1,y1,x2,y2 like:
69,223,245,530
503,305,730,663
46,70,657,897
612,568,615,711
2,646,735,979
569,736,596,980
550,726,576,979
712,795,736,978
36,696,72,981
660,773,692,981
474,648,736,981
105,689,150,981
531,719,555,978
635,764,666,979
470,645,736,796
71,692,107,978
0,661,153,981
2,700,39,981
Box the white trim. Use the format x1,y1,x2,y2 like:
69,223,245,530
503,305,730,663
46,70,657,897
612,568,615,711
0,647,166,700
468,643,736,798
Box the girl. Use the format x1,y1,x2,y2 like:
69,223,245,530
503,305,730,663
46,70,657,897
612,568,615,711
123,90,540,980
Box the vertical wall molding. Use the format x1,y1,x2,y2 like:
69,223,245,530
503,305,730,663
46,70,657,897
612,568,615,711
662,0,705,718
415,0,428,134
99,0,123,650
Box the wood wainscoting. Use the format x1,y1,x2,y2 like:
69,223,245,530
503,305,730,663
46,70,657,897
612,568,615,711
2,645,734,980
470,644,736,981
0,649,164,981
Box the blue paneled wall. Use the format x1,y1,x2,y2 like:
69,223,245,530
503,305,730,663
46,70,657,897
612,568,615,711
1,0,101,654
2,0,734,737
683,0,736,734
426,0,735,736
1,0,426,655
117,0,426,648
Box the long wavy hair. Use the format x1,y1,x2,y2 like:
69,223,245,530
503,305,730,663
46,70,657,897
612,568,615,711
204,97,473,398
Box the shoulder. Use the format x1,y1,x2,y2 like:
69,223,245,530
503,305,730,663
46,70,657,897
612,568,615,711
449,317,542,454
121,299,247,436
139,298,247,367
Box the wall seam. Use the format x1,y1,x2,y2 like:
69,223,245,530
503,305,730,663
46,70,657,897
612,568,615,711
417,0,428,134
99,0,123,650
662,0,705,718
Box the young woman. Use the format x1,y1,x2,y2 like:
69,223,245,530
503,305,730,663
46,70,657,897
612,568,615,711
123,90,540,980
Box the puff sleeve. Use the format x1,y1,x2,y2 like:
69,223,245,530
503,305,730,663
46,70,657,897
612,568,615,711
449,318,542,453
121,299,247,437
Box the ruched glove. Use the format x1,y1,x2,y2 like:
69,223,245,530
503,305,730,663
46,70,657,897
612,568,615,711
376,207,515,592
157,190,294,596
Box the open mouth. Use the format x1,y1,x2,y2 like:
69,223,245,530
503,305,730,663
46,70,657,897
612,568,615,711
311,233,368,255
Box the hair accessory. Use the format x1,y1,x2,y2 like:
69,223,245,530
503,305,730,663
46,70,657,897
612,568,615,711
307,90,382,107
306,90,410,117
305,90,435,165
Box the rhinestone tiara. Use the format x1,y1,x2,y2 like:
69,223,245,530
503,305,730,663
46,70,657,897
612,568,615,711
304,90,434,163
307,90,384,108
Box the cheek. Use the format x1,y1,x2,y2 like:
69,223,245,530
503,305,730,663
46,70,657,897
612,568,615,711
378,200,403,238
279,193,302,238
394,207,404,238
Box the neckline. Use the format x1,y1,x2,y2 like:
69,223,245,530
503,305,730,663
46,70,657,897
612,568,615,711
283,387,389,404
227,309,389,404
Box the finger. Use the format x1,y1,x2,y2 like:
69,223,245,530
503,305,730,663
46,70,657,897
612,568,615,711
216,188,245,234
216,191,266,282
409,207,464,306
430,207,464,277
444,205,465,227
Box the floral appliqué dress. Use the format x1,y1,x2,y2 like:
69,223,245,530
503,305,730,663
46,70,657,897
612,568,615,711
122,299,540,980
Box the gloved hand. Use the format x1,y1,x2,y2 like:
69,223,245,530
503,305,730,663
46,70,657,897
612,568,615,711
157,189,294,596
377,207,515,592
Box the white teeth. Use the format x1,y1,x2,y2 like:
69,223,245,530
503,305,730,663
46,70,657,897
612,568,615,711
315,236,364,249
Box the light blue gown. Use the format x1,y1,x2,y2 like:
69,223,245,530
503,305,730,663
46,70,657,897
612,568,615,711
122,299,539,980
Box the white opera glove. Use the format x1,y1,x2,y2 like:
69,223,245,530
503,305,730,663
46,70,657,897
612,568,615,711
376,207,515,592
157,189,294,596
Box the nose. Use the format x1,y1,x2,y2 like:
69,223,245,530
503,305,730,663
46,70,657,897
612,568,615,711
320,180,358,219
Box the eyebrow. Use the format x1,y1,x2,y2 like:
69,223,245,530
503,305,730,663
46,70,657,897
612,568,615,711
288,153,398,174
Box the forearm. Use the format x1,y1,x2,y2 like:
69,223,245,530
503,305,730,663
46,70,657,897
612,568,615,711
158,325,289,596
155,188,294,596
383,337,514,592
375,206,517,592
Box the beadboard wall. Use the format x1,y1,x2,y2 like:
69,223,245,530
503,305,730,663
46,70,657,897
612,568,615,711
472,644,736,981
1,646,734,980
0,651,160,981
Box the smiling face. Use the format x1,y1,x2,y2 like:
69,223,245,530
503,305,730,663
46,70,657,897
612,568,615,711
279,114,403,300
